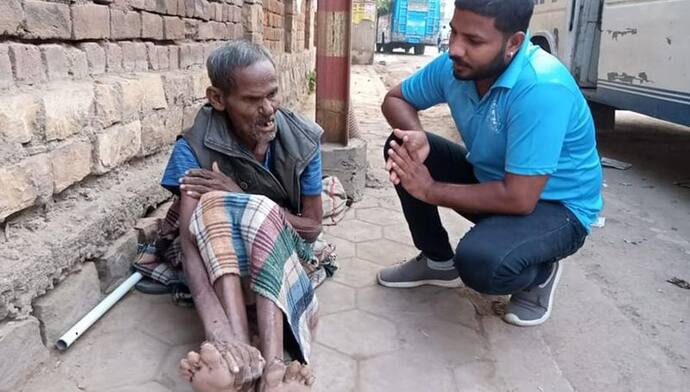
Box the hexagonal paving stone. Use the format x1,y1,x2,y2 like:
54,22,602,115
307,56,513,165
325,219,382,243
317,310,399,358
57,329,172,391
376,195,402,212
355,207,406,226
453,360,505,392
356,238,417,266
439,208,473,242
357,285,443,321
382,224,414,246
107,381,172,392
85,291,156,337
315,280,356,315
311,343,358,392
324,235,356,259
22,370,83,392
332,258,380,289
156,344,197,392
139,296,205,346
352,195,380,209
395,316,486,367
360,351,457,392
431,291,480,331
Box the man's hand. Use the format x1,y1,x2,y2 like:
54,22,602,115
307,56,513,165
390,128,430,162
180,161,243,198
386,138,435,202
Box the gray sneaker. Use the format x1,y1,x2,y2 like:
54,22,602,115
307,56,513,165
377,253,462,288
503,262,563,327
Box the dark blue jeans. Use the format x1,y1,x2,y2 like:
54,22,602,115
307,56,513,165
384,132,588,295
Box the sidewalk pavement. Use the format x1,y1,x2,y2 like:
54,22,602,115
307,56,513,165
22,65,682,392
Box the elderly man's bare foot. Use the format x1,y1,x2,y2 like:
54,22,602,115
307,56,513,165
180,341,265,392
258,359,315,392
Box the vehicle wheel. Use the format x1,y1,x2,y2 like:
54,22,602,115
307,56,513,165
414,45,425,55
376,44,382,53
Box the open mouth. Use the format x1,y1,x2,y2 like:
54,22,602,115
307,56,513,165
257,118,275,131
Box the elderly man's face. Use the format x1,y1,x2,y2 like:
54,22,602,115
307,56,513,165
222,60,280,147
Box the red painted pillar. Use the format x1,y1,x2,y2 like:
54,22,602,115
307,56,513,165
315,0,352,145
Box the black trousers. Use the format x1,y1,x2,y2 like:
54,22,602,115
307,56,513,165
384,132,588,295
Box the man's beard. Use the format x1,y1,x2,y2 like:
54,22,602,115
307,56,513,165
452,44,509,81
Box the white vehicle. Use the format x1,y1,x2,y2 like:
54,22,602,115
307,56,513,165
529,0,690,127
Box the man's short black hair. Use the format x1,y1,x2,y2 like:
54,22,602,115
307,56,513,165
454,0,534,35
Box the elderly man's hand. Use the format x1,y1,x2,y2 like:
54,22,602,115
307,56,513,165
180,162,243,198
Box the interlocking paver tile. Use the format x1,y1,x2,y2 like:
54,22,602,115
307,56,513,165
108,381,172,392
382,223,414,245
395,316,486,367
360,351,457,392
453,360,504,392
156,344,197,392
315,280,356,315
317,310,399,358
431,290,480,331
332,258,380,288
356,238,418,266
311,343,358,392
324,219,382,243
355,207,406,226
357,285,444,321
324,235,356,259
139,297,204,346
58,329,171,391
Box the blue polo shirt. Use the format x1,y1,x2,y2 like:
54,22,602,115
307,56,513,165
401,38,602,230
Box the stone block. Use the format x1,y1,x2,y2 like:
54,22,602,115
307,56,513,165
169,46,180,69
140,111,176,156
196,21,214,40
50,139,92,192
0,154,52,222
94,121,142,174
157,46,170,70
9,44,45,84
96,231,139,290
121,41,148,72
322,138,367,201
134,217,160,243
163,16,185,40
110,9,142,39
42,82,95,141
141,11,164,40
23,0,71,39
0,94,39,144
65,47,88,79
145,42,159,70
192,70,210,99
0,45,12,89
80,42,106,76
94,80,123,128
119,74,167,120
0,0,22,36
40,44,68,81
0,318,50,391
72,4,110,40
179,43,204,69
164,0,179,14
33,263,102,346
163,72,193,107
104,43,123,73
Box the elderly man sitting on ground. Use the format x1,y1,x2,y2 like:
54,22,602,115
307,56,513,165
158,40,323,392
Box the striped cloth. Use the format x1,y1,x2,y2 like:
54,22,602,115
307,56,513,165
190,191,318,363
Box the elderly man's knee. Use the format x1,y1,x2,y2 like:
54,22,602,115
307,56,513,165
454,242,501,294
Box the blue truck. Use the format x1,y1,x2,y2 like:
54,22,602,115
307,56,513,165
376,0,442,55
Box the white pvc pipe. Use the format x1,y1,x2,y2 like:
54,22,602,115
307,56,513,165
56,271,143,351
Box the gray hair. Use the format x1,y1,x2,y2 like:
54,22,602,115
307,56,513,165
206,40,275,93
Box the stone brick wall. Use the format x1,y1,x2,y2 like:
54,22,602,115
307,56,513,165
0,1,315,386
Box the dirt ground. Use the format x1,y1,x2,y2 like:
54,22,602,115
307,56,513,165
372,46,690,381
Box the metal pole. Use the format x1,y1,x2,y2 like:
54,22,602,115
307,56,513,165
56,272,143,350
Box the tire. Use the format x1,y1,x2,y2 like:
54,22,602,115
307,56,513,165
414,45,425,55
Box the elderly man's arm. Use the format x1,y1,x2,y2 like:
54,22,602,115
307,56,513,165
283,194,323,242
